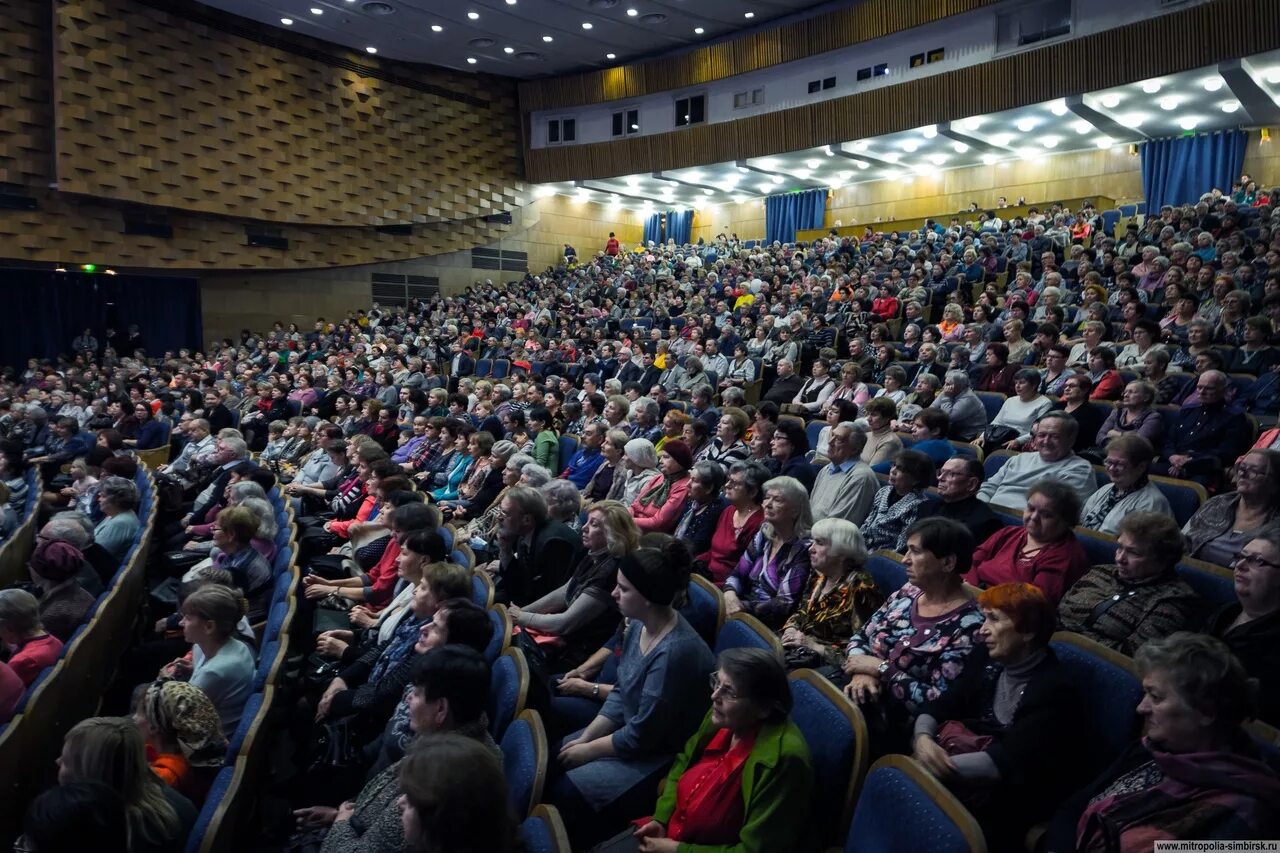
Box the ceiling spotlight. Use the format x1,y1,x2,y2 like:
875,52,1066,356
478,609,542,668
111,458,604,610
1142,80,1162,94
1015,118,1038,133
853,161,868,170
1049,100,1068,116
823,145,834,156
534,185,556,198
928,154,947,165
881,170,900,181
1041,136,1059,148
581,21,592,28
732,195,746,204
693,27,703,34
310,7,323,14
1221,100,1241,113
54,266,67,273
981,153,999,165
769,174,783,184
989,134,1012,147
838,170,853,180
805,159,820,169
625,176,640,187
1179,116,1200,130
281,17,293,24
1267,69,1280,85
736,166,749,173
104,269,117,276
1158,97,1180,111
1202,77,1224,92
758,158,778,169
467,10,479,18
1120,113,1146,127
952,142,969,153
626,7,637,15
1094,136,1114,148
1018,147,1042,161
432,24,443,31
901,140,919,152
793,168,811,179
503,46,514,53
542,35,552,41
699,188,712,196
960,117,983,131
1073,120,1092,134
757,182,773,193
365,46,377,53
1099,94,1121,108
921,125,937,138
466,57,477,63
744,11,754,17
880,151,899,163
606,52,616,58
852,140,870,152
506,0,517,4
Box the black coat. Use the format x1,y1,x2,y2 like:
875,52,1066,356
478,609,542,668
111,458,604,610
496,519,582,606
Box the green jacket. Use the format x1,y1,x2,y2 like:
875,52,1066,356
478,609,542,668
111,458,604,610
653,711,814,853
533,429,559,473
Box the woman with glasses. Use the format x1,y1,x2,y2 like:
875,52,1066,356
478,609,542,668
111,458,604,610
1183,450,1280,567
1079,435,1173,536
602,648,815,852
1205,523,1280,726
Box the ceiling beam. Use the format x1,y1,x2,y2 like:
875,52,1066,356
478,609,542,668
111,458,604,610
1221,58,1280,125
733,160,826,189
1064,95,1149,141
938,122,1007,154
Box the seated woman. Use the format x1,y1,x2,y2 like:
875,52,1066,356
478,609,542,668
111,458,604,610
172,584,255,733
397,734,520,853
1047,632,1280,853
606,648,815,852
697,460,768,585
1059,512,1200,656
842,518,984,749
510,500,638,673
1205,524,1280,726
28,538,95,642
93,476,141,562
1095,379,1164,448
967,480,1089,605
136,680,227,806
781,518,883,671
1079,435,1173,536
1086,348,1124,401
672,461,729,561
207,506,273,619
724,476,813,630
914,583,1088,852
57,717,197,853
528,405,560,475
860,398,904,468
124,402,167,450
616,439,663,507
977,368,1054,450
769,420,818,491
629,440,693,534
1183,450,1280,567
860,450,935,553
541,478,583,532
548,541,715,850
0,589,64,685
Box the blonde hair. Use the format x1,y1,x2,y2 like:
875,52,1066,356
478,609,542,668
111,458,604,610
587,500,642,556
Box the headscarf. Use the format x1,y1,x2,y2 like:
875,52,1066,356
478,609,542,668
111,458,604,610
144,681,228,768
29,539,83,584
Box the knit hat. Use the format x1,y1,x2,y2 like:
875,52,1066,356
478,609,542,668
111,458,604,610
660,439,693,471
618,549,681,607
29,539,83,583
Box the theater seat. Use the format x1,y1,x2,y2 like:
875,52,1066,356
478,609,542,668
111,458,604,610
472,570,495,608
867,550,908,598
485,604,512,663
789,669,868,846
680,574,724,647
845,755,987,853
982,450,1017,481
488,646,529,740
519,804,571,853
500,709,548,821
1049,632,1142,771
713,612,782,656
1174,558,1236,611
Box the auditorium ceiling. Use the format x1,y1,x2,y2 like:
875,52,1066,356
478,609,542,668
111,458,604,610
530,50,1280,211
194,0,832,76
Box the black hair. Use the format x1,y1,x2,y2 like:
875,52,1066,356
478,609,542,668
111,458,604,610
903,517,976,575
409,644,491,726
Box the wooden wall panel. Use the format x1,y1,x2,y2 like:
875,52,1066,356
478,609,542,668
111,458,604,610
518,0,1004,112
524,0,1280,184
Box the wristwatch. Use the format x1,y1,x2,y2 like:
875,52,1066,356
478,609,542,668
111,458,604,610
877,660,890,676
592,683,600,698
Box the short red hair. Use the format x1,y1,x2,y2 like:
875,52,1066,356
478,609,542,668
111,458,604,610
977,582,1056,646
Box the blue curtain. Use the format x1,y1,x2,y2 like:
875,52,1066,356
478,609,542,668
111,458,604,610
643,213,662,245
764,188,827,245
666,209,692,246
0,269,202,370
1140,130,1246,212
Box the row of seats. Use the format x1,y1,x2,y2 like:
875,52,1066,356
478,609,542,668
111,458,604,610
0,466,157,841
0,467,42,587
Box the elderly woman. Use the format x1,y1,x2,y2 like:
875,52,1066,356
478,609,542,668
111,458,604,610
770,419,818,491
697,407,750,468
671,461,729,560
1059,511,1200,655
979,368,1055,450
94,475,141,562
548,542,715,850
208,505,273,616
860,397,904,467
697,461,768,586
975,342,1017,395
1058,375,1107,454
821,362,871,418
723,476,813,630
616,439,663,507
615,648,814,851
816,399,860,461
1079,435,1173,535
780,518,883,671
540,478,583,531
28,538,95,642
842,518,985,746
1095,380,1164,447
1205,524,1280,725
464,453,535,555
630,440,693,534
1116,320,1163,370
136,680,227,806
0,588,64,684
914,583,1087,852
932,370,987,442
510,501,638,672
1004,318,1033,365
898,371,941,424
1048,633,1280,852
861,450,936,553
581,429,627,507
1086,347,1125,401
968,480,1090,604
1183,450,1280,567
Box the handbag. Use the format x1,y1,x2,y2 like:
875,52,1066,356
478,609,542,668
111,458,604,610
782,644,826,671
306,715,364,772
937,719,995,755
981,424,1020,447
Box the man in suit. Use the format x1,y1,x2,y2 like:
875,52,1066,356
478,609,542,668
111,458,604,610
762,358,804,406
636,351,661,393
616,348,644,385
1154,370,1249,487
447,344,475,391
485,485,581,605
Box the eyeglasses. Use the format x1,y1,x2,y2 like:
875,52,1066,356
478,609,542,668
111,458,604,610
1236,464,1269,480
1232,551,1280,571
709,672,739,700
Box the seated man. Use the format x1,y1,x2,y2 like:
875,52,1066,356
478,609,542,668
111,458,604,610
1154,369,1249,488
480,485,581,605
809,424,879,526
976,412,1097,510
928,457,1002,545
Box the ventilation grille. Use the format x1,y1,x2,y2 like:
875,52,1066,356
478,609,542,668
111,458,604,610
372,273,439,307
470,246,527,273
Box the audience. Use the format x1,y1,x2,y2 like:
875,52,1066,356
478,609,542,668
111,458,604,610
0,588,64,685
860,449,935,552
1183,449,1280,567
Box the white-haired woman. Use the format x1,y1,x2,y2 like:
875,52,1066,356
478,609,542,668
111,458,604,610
614,438,662,507
723,477,813,631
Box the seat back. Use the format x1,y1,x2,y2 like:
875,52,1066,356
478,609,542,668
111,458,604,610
557,434,579,470
184,762,238,853
974,392,1006,423
846,755,987,853
485,604,512,663
806,420,825,452
982,450,1017,481
500,709,548,821
488,646,529,740
867,551,908,598
1075,528,1118,568
714,612,783,655
519,804,572,853
789,670,868,846
472,570,495,608
680,575,725,647
1149,475,1207,527
1049,632,1142,770
947,440,982,462
1174,559,1236,611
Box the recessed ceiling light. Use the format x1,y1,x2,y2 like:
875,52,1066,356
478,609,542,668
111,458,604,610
624,177,640,188
880,152,900,163
732,195,745,204
852,140,870,152
503,46,514,53
805,159,820,169
769,175,783,184
823,145,834,156
365,46,377,53
1018,147,1042,161
757,182,774,193
1094,136,1114,148
881,170,900,181
506,0,517,4
582,21,592,28
701,188,713,195
1142,80,1162,94
693,26,703,34
1073,120,1092,134
466,57,477,63
685,170,702,181
1179,116,1200,130
758,158,778,169
605,52,615,59
1267,69,1280,85
901,140,919,152
1221,100,1241,113
1099,94,1121,108
1041,136,1059,148
281,17,293,24
1119,113,1146,127
1015,118,1038,133
626,7,637,15
1203,77,1224,92
310,7,323,14
981,153,999,165
921,125,937,138
960,117,982,131
952,142,968,153
989,134,1012,147
838,170,854,180
1049,100,1068,116
853,161,868,170
1159,96,1179,111
467,11,479,18
432,24,443,31
542,35,553,41
793,168,811,179
928,154,947,165
744,11,754,18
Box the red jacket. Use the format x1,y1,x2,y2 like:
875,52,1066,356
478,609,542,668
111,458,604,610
966,526,1089,604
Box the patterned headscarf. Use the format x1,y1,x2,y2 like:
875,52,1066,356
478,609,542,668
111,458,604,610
144,680,227,768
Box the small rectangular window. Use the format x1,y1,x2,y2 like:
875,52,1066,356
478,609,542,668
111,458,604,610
626,109,639,134
563,119,576,142
611,112,624,137
611,110,639,137
807,80,820,94
822,76,836,90
547,120,560,144
675,94,705,127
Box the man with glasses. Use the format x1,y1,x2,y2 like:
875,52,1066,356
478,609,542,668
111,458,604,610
1154,369,1248,487
1205,524,1280,725
809,423,879,525
977,412,1097,510
928,457,1001,544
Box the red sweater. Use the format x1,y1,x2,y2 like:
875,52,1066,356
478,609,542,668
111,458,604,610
965,526,1089,604
630,475,692,534
698,505,764,585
